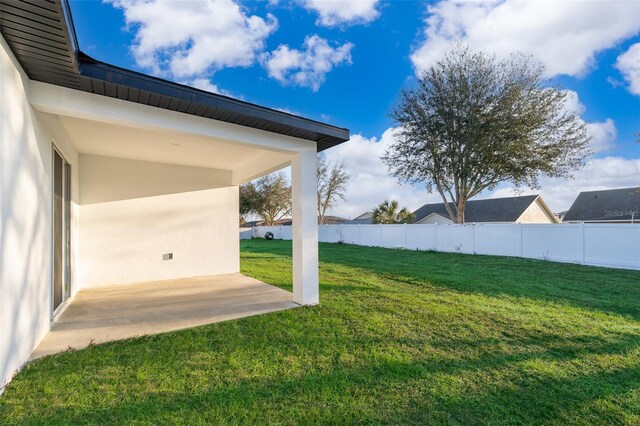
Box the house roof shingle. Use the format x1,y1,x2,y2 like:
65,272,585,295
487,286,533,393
563,187,640,222
413,195,540,223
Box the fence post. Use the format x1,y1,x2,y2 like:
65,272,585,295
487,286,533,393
472,224,476,255
404,223,408,249
519,224,524,257
580,222,586,265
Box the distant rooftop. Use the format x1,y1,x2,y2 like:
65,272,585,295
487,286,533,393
413,195,541,223
563,187,640,222
344,212,373,225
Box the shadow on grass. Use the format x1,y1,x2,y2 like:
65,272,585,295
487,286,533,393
9,329,639,425
241,240,640,321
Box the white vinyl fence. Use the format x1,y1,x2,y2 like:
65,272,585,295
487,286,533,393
251,223,640,271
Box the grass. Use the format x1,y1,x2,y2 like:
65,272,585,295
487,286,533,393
1,240,640,425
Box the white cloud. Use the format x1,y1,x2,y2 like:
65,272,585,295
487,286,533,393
586,119,617,154
108,0,277,82
273,107,300,115
322,128,441,218
301,0,380,27
411,0,640,78
488,157,640,212
615,42,640,95
562,90,617,154
561,89,585,116
263,35,353,91
188,78,229,96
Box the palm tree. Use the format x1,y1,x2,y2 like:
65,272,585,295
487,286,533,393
371,200,415,224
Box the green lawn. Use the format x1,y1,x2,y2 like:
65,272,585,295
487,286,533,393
2,240,640,425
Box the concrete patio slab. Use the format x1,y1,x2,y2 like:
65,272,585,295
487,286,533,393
31,273,296,359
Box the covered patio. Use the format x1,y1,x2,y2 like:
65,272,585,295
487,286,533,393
32,273,296,359
1,0,349,388
15,75,337,361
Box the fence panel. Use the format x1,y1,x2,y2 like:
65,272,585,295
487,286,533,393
250,223,640,270
474,224,521,256
338,225,361,245
380,225,407,248
358,225,381,247
584,224,640,269
406,225,437,250
521,224,582,263
436,225,475,254
324,225,343,243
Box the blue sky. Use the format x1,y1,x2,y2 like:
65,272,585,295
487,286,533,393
69,0,640,216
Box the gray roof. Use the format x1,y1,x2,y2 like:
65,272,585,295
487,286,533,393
563,187,640,222
0,0,349,151
344,212,373,224
413,195,540,223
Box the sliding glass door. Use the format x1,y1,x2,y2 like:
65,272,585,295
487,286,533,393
53,147,71,314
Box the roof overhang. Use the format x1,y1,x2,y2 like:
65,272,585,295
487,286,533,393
0,0,350,151
30,80,312,185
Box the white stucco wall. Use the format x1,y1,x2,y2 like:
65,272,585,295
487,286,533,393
0,36,80,390
1,34,240,390
79,155,239,288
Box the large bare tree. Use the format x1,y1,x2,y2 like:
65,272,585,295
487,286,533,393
383,45,591,223
239,172,291,226
317,158,350,224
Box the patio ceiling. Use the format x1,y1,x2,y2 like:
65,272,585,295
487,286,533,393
58,115,292,177
30,80,315,185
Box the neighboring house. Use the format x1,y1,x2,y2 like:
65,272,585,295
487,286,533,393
563,187,640,223
344,212,374,224
246,216,348,227
0,1,349,390
413,195,558,224
320,215,349,225
243,219,292,227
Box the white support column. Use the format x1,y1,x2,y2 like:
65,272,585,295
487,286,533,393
291,149,319,305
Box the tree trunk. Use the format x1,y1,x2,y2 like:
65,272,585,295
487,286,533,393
456,199,465,223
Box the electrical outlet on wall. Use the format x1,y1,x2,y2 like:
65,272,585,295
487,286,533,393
163,253,173,261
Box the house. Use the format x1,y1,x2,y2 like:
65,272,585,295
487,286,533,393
344,211,374,224
413,195,558,224
320,215,349,225
243,216,348,227
563,187,640,223
0,1,349,389
242,218,293,227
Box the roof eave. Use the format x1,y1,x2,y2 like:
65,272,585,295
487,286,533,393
0,0,350,151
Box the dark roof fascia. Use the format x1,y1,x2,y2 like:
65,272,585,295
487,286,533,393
77,54,349,148
56,0,79,72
